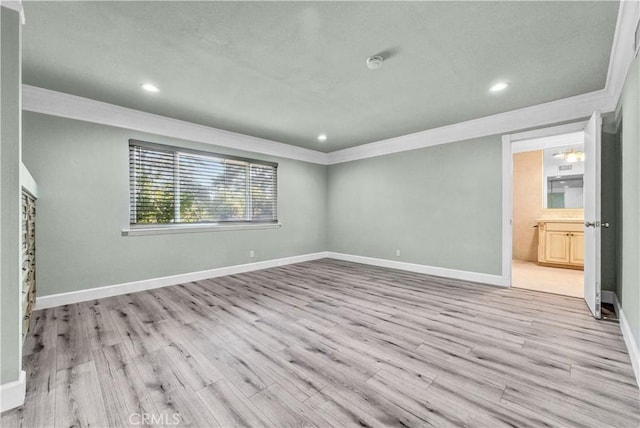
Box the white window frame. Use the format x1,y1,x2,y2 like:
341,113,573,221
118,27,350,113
123,140,280,236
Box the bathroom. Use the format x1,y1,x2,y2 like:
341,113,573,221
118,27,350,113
512,135,585,297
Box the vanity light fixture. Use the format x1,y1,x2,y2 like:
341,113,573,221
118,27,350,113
552,148,584,163
566,152,579,163
140,82,160,93
317,133,328,142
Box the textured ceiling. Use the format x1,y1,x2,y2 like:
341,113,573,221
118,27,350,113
22,1,619,152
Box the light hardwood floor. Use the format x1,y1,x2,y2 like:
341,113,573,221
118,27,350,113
1,259,639,427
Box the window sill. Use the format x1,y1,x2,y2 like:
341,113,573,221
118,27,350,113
122,223,281,237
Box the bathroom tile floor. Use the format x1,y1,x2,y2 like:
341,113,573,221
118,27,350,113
512,260,584,298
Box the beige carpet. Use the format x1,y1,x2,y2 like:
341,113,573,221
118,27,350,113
512,260,584,298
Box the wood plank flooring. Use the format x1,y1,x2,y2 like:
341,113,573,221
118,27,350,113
2,259,639,427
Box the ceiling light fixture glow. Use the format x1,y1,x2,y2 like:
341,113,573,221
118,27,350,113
566,152,579,163
552,148,585,163
317,134,328,142
140,83,159,93
489,81,510,92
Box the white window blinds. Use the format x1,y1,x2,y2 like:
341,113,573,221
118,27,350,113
129,140,278,225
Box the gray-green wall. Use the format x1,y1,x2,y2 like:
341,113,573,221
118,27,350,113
327,136,503,275
617,55,640,347
327,131,620,289
23,112,628,307
18,60,639,377
601,130,619,293
22,112,327,296
1,6,22,384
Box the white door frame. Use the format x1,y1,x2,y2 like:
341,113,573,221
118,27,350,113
501,121,588,286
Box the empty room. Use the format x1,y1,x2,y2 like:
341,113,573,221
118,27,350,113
1,1,640,427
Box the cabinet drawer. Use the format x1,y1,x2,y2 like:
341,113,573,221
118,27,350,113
541,222,583,232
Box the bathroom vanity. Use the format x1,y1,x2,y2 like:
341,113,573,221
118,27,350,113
537,218,584,270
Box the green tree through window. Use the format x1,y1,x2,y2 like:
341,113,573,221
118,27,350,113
129,142,277,225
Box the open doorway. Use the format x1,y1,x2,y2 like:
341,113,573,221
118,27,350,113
511,135,585,298
503,113,603,319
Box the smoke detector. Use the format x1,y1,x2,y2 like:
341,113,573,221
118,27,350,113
366,56,384,70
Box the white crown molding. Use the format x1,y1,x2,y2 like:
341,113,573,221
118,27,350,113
22,85,328,165
0,0,25,24
327,252,509,287
0,370,26,412
327,90,613,165
34,252,329,309
22,84,615,167
23,84,615,167
326,1,635,164
604,0,640,109
21,0,637,166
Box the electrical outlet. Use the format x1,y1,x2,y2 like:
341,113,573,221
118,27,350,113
395,249,401,257
249,250,255,258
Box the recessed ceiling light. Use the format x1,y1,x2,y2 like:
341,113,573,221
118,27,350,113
489,81,510,93
317,133,327,142
140,83,159,93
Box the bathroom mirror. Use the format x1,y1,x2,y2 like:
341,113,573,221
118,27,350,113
547,174,584,208
543,144,585,209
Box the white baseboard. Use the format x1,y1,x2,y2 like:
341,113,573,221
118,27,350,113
612,293,640,388
34,252,329,310
0,370,26,412
35,250,509,310
326,252,509,287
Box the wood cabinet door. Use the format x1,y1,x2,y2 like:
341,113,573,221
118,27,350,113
544,231,570,263
570,232,584,265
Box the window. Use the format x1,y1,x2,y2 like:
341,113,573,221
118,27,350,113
129,140,277,226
